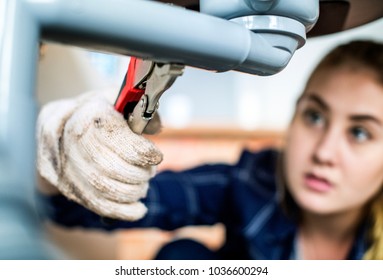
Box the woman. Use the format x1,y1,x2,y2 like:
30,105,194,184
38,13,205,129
36,40,383,259
281,40,383,259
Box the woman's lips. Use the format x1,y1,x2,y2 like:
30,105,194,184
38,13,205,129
304,173,333,192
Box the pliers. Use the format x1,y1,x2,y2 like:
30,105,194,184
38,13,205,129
115,57,185,134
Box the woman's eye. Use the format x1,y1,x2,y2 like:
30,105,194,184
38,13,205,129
350,126,371,142
303,109,324,126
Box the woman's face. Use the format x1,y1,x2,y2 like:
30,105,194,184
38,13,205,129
284,66,383,216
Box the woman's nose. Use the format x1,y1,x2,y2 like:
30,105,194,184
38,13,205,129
312,127,340,166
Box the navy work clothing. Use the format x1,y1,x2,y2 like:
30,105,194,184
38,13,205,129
42,149,369,259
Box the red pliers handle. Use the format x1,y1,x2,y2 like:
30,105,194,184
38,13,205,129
115,57,153,120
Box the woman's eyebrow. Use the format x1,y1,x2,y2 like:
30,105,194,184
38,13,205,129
297,93,383,127
297,93,329,111
350,115,383,126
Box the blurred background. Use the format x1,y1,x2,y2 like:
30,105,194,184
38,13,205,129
37,17,383,259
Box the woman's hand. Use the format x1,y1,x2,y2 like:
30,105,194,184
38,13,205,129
36,90,163,221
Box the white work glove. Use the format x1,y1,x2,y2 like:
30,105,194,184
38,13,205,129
36,90,163,221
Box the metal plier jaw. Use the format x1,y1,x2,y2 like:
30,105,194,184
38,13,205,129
115,57,185,134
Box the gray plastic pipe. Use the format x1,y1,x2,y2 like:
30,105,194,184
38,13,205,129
200,0,319,31
0,0,318,258
28,0,314,74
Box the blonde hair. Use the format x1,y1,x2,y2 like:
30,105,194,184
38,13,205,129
281,40,383,260
364,193,383,259
307,40,383,85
